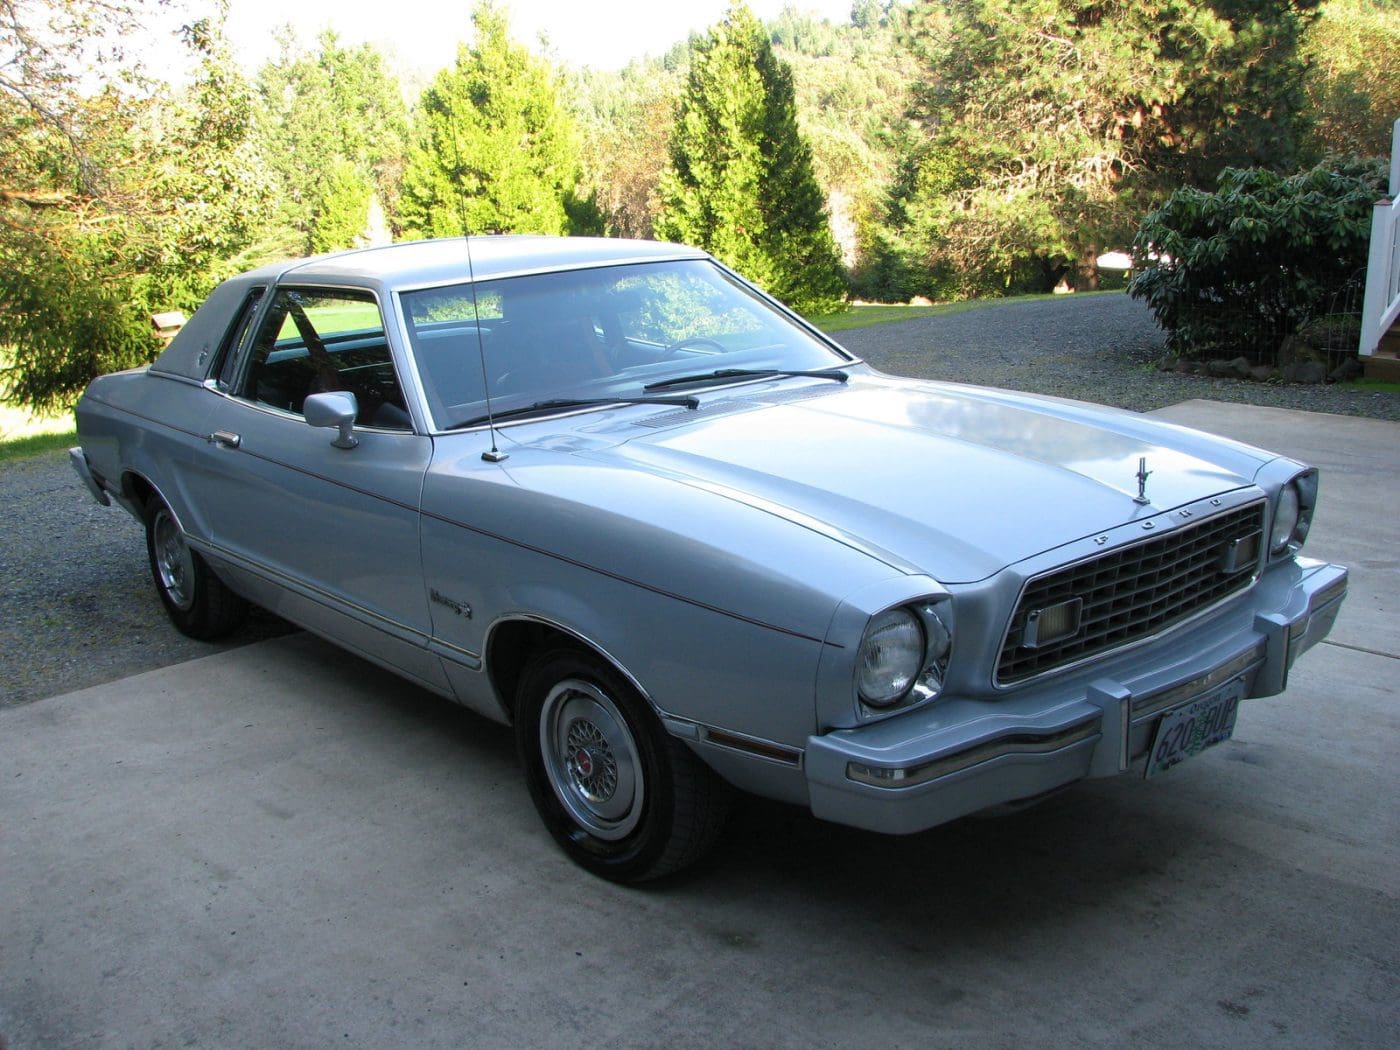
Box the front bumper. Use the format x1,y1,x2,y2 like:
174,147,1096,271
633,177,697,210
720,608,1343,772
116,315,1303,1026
804,557,1347,835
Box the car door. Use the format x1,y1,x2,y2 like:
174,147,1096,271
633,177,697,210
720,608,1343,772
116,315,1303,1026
178,283,446,693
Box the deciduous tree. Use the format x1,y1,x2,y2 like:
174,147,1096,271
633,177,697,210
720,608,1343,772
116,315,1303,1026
768,3,918,273
1302,0,1400,160
1,3,271,411
880,0,1321,298
571,61,681,238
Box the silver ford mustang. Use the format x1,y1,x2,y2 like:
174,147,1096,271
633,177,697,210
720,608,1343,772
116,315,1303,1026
71,236,1348,882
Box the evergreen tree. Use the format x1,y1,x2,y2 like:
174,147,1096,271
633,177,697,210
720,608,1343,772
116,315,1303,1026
655,3,846,315
255,29,408,255
399,1,583,238
309,159,375,254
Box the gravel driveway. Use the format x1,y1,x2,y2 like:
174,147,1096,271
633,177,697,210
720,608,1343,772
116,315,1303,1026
839,293,1400,419
4,293,1394,708
0,453,290,708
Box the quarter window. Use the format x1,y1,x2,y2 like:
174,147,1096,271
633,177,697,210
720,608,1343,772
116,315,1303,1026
214,287,265,391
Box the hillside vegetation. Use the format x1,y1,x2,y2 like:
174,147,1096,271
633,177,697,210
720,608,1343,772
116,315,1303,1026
3,0,1396,410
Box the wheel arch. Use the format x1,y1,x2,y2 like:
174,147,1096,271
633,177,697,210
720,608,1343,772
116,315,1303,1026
120,470,187,531
134,469,248,639
122,470,156,510
485,614,655,724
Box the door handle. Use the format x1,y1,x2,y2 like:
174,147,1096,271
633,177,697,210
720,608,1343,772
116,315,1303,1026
209,430,241,449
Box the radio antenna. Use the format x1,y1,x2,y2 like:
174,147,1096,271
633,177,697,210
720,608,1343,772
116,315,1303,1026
447,116,507,463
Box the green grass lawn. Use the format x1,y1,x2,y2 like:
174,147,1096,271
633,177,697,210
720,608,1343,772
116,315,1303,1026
809,301,983,332
0,399,75,463
808,290,1117,332
1347,377,1400,393
0,428,77,464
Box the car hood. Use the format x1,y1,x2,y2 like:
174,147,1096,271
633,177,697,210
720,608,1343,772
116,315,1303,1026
567,376,1272,583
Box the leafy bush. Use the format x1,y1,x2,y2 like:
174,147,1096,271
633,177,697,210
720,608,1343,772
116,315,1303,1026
1129,158,1383,362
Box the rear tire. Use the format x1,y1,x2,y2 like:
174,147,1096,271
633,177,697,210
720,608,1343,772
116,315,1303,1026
515,648,730,882
143,497,247,640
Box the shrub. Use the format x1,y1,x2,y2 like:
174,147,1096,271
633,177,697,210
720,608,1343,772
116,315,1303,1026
1129,158,1383,362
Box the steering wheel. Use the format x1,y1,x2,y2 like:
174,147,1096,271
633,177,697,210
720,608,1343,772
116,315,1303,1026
662,336,725,358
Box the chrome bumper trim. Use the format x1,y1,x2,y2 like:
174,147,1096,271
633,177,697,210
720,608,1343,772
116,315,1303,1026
846,720,1098,789
68,447,110,507
1130,641,1268,723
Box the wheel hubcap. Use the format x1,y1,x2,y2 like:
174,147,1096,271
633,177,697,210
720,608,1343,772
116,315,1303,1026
540,679,643,841
153,510,196,611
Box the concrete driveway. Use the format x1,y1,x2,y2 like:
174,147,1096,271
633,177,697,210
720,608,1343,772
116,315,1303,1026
2,401,1396,1049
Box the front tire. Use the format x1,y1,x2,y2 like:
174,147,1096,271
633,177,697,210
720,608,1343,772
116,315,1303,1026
515,648,730,882
143,497,247,640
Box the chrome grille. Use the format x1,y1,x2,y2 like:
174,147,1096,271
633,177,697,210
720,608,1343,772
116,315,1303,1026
997,502,1266,684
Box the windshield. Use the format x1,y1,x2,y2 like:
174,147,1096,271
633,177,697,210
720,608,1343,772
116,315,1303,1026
398,258,850,429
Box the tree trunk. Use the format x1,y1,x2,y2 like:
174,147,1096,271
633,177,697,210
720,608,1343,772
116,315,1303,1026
1076,249,1100,290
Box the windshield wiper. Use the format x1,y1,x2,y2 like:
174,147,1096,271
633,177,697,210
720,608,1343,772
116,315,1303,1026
449,395,699,430
643,366,852,392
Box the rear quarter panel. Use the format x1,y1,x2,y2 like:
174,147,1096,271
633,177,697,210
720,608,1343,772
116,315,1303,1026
76,371,214,535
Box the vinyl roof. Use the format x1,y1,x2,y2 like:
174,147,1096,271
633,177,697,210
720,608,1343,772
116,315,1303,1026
242,236,709,290
151,237,713,382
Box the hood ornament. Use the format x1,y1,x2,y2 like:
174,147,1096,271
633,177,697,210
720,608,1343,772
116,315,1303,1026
1134,457,1152,505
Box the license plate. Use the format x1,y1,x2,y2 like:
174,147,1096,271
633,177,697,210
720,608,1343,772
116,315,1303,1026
1145,678,1245,778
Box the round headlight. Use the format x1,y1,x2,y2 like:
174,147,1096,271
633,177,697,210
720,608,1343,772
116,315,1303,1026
1271,484,1301,553
857,608,924,707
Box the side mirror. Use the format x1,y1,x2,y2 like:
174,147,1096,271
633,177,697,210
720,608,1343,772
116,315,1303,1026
304,391,359,449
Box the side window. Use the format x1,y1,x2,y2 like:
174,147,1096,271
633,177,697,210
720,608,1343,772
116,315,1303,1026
239,288,411,431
